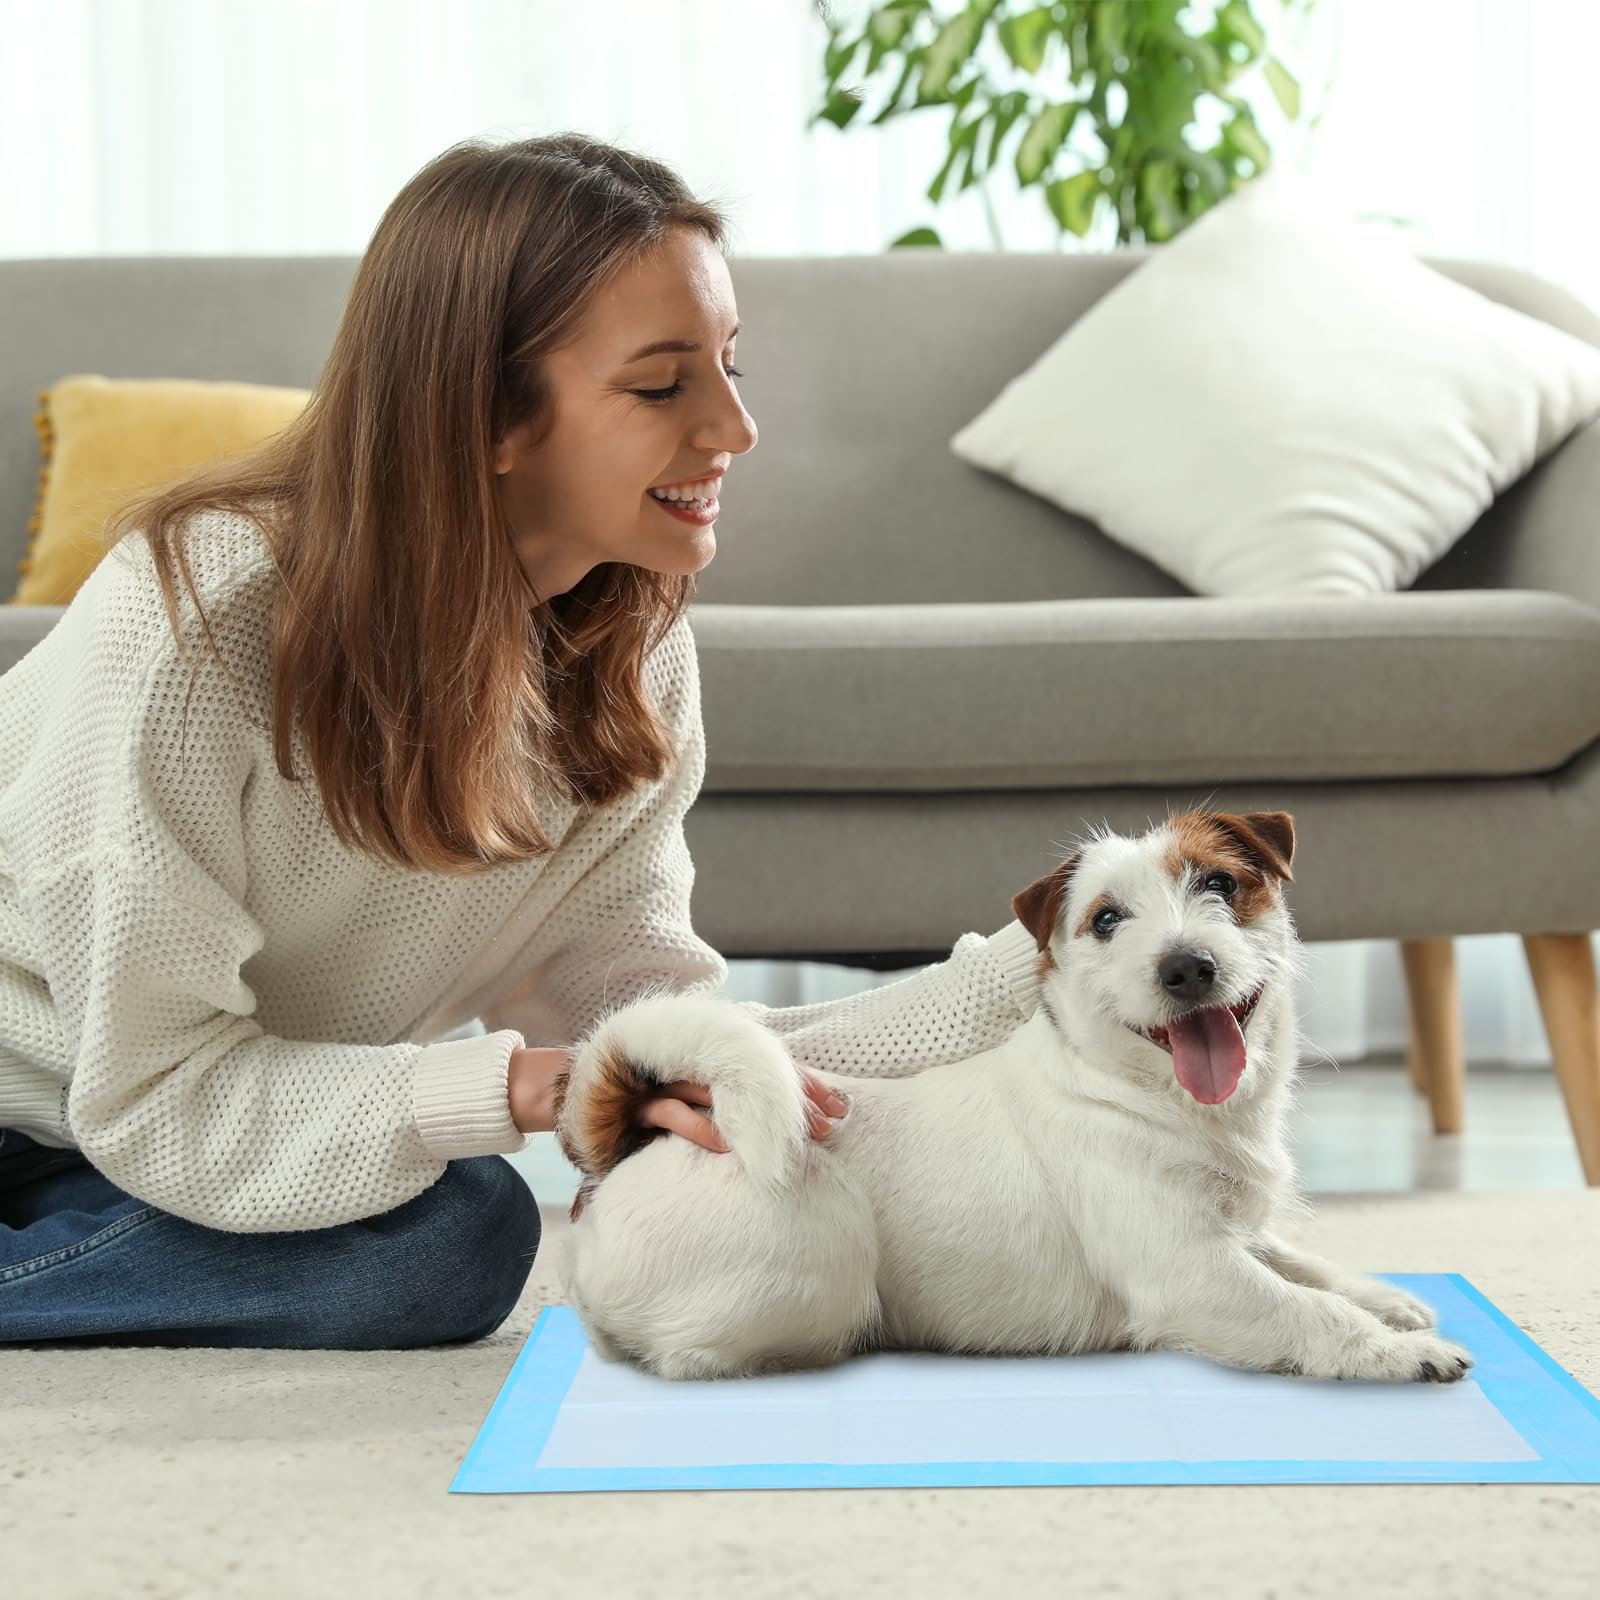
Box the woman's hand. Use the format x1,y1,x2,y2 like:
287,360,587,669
637,1069,848,1154
508,1044,848,1153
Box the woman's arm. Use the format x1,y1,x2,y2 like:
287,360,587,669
480,617,1043,1083
728,919,1042,1079
28,848,533,1233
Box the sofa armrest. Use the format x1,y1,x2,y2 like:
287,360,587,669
0,604,65,678
1472,419,1600,612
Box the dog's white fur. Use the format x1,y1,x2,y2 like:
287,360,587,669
556,812,1473,1386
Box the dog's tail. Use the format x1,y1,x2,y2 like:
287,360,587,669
555,993,808,1194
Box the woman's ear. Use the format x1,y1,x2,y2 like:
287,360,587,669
493,417,538,476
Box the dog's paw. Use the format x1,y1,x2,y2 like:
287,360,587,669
1348,1280,1438,1332
1328,1330,1474,1384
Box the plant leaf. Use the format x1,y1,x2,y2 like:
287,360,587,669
1045,169,1103,237
1156,22,1226,94
1262,56,1301,119
978,90,1031,175
1015,101,1079,186
997,6,1053,73
867,3,923,53
890,225,945,248
1224,109,1272,168
1088,0,1129,63
928,115,982,204
1213,0,1266,61
868,52,921,125
918,3,991,102
824,34,861,81
1136,156,1186,242
817,88,866,130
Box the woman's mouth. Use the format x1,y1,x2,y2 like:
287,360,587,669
648,493,718,526
647,475,722,526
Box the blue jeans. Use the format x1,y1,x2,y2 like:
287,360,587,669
0,1128,541,1349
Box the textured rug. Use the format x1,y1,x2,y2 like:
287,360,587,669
6,1189,1599,1600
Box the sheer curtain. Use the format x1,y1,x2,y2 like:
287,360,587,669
7,0,1595,1064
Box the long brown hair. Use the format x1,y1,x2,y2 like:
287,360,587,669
106,133,730,873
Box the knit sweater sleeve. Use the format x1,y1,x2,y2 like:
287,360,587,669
479,617,1043,1076
733,920,1041,1079
25,570,528,1234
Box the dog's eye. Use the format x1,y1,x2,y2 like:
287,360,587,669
1203,871,1238,899
1092,907,1121,938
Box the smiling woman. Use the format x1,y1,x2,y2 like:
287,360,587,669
101,133,755,873
0,132,1041,1352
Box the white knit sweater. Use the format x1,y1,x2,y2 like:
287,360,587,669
0,510,1041,1233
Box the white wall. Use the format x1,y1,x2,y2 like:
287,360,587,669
8,0,1597,311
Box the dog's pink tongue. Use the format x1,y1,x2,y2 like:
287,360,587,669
1169,1006,1247,1104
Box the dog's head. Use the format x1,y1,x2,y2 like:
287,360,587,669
1012,809,1301,1108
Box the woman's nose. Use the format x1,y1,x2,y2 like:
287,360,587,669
695,392,757,457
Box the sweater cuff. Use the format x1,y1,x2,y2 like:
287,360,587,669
412,1029,530,1159
985,918,1044,1018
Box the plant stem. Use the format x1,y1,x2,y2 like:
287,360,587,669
978,175,1005,250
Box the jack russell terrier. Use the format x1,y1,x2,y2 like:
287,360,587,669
552,809,1472,1386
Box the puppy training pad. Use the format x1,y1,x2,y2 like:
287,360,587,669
451,1275,1600,1493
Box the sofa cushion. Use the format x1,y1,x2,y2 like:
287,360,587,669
948,170,1600,598
14,374,308,605
691,591,1600,792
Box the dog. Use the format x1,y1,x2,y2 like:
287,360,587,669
553,808,1473,1387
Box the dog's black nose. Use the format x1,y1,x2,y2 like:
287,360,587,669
1158,948,1218,1002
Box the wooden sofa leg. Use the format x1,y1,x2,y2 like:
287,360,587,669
1400,938,1465,1135
1521,933,1600,1187
1405,1034,1428,1096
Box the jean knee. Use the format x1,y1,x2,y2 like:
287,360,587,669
439,1156,542,1341
369,1157,541,1349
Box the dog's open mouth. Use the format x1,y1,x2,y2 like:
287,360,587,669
1134,985,1264,1105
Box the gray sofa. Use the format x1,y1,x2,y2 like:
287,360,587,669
7,252,1600,1179
5,252,1599,958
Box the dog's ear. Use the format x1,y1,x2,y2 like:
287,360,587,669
1012,852,1081,951
1213,811,1295,884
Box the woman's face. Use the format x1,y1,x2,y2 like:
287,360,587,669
495,226,759,600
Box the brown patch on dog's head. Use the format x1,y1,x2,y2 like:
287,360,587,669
1013,851,1083,953
556,1039,663,1178
1162,810,1295,921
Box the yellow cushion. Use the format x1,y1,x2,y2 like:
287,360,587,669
12,374,309,605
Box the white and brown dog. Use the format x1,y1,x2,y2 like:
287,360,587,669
553,809,1472,1386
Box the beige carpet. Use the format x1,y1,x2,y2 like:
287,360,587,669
6,1190,1600,1600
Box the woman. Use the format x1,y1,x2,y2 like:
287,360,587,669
0,134,1040,1350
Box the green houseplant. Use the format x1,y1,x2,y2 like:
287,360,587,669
813,0,1320,249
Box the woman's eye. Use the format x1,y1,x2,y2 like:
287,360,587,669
1092,907,1121,937
1204,871,1238,899
635,365,744,404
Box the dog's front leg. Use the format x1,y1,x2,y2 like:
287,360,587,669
1115,1241,1471,1383
1251,1233,1437,1332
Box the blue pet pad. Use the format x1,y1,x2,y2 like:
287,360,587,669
451,1275,1600,1493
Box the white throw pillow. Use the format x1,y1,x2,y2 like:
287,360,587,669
949,169,1600,596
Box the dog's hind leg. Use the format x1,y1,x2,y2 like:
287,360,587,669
649,1346,747,1381
563,1144,879,1380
